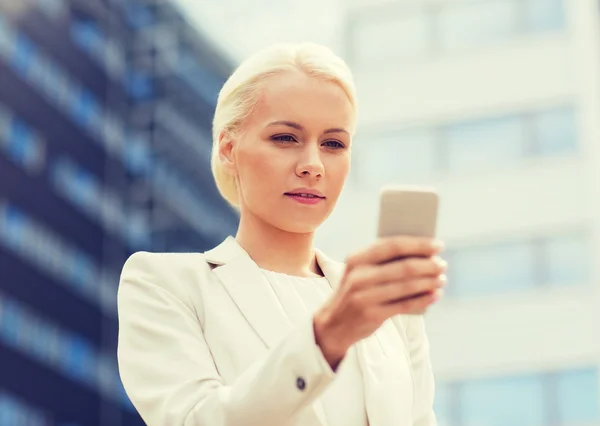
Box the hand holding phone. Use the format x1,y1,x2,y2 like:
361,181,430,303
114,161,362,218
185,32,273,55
313,186,445,368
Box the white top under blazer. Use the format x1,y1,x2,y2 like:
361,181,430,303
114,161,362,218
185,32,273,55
116,236,438,426
259,269,368,426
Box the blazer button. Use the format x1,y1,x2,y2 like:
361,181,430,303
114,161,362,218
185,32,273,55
296,377,306,391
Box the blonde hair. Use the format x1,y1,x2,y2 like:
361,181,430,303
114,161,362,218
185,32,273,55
210,42,357,209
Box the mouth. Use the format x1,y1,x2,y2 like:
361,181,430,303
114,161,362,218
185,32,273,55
284,192,326,204
284,193,325,199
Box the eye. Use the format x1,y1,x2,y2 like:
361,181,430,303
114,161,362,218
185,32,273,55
271,134,297,143
322,140,345,149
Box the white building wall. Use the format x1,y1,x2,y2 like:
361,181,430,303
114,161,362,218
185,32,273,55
316,0,600,420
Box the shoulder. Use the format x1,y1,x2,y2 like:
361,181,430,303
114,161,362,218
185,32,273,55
119,251,212,310
121,251,207,274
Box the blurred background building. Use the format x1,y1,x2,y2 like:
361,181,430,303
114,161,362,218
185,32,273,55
315,0,600,425
1,0,599,425
0,0,238,424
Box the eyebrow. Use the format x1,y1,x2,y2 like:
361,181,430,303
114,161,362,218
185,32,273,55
267,120,349,136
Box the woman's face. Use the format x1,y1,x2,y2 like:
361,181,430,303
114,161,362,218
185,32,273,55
223,70,354,234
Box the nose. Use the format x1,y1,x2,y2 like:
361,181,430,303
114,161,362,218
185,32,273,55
296,144,324,179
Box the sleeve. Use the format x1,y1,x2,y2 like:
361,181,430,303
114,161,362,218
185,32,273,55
390,314,437,426
406,315,437,426
117,252,339,426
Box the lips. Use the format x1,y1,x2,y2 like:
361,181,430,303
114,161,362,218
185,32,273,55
285,193,325,199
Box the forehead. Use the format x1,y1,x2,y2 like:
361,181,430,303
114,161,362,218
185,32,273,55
249,71,355,129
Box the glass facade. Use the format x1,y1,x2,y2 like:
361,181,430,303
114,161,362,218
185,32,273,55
358,106,579,188
351,0,567,65
445,232,590,298
436,368,600,426
0,1,238,424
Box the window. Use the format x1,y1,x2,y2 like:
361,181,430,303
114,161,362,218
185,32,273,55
35,0,67,19
70,19,103,54
70,87,101,129
0,202,109,312
442,115,525,173
178,52,222,105
61,335,96,384
350,0,566,66
124,134,152,175
0,291,128,409
0,114,45,175
353,12,432,64
543,233,590,286
556,368,600,424
0,391,50,426
450,241,537,297
0,15,15,60
123,2,155,29
70,18,125,79
438,1,520,52
0,104,11,144
12,33,37,78
460,374,545,426
532,107,578,157
101,113,125,155
125,70,154,100
524,0,566,32
433,382,454,426
440,368,600,426
104,41,125,77
359,129,436,187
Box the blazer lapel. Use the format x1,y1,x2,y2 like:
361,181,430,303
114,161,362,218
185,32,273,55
205,236,294,349
205,238,411,426
205,237,329,426
316,250,413,426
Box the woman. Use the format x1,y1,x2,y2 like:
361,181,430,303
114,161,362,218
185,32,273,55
117,42,447,426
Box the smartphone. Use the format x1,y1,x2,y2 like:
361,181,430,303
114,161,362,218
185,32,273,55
376,186,440,304
376,185,439,239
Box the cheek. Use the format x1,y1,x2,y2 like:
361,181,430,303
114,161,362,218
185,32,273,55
327,156,351,187
237,148,282,197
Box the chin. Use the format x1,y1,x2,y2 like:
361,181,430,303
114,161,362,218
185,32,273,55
276,219,323,234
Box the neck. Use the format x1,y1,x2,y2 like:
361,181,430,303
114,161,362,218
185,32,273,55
235,211,322,278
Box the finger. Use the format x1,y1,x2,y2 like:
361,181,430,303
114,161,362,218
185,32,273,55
379,288,443,318
345,236,443,268
359,275,446,306
344,256,447,291
373,256,447,283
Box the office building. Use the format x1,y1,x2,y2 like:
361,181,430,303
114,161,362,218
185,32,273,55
316,0,600,424
0,0,238,424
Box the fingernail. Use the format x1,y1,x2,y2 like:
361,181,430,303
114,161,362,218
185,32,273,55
434,257,448,269
438,274,447,286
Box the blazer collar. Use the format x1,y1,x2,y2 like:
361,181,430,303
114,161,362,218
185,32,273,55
204,236,409,426
204,236,345,350
204,236,345,290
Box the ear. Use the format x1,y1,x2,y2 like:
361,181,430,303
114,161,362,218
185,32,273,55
218,130,237,176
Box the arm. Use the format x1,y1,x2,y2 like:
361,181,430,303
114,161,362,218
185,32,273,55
392,315,437,426
117,252,338,426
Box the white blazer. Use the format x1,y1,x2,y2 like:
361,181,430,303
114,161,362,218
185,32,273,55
117,236,437,426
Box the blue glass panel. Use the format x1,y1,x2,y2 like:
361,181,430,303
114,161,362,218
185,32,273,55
12,34,36,76
126,70,154,100
443,115,525,172
461,375,545,426
451,241,536,296
70,20,102,53
525,0,565,32
544,233,590,286
439,1,519,51
556,368,600,423
533,107,578,157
